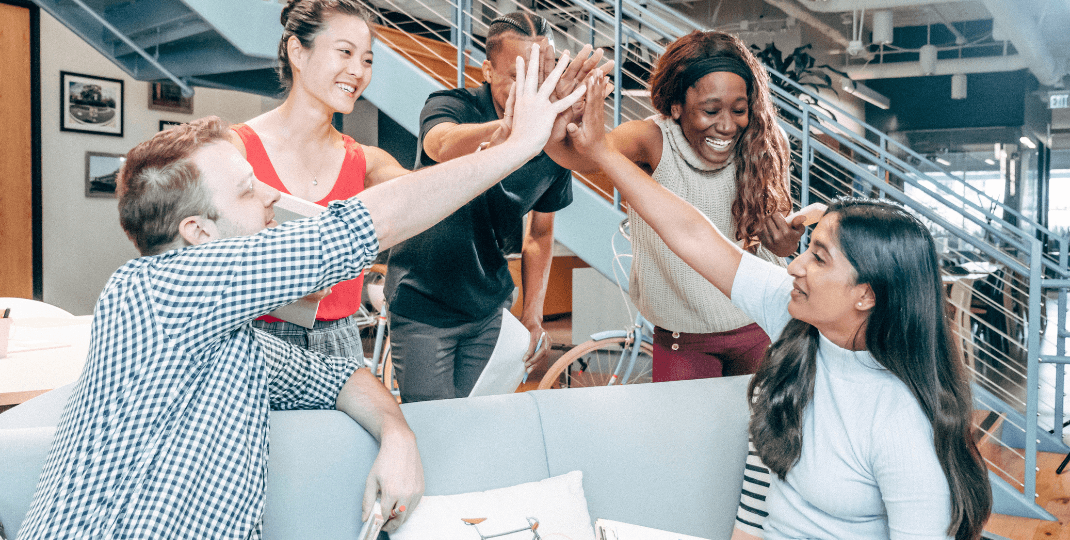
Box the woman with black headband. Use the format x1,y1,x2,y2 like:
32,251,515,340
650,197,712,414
547,31,800,383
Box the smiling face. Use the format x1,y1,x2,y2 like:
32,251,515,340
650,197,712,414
670,71,749,168
786,213,875,348
190,141,281,241
289,14,373,114
482,33,550,118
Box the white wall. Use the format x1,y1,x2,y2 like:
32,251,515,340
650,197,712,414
39,12,273,315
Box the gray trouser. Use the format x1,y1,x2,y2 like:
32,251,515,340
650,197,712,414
389,300,510,403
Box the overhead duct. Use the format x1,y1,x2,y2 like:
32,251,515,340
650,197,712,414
980,0,1062,86
845,54,1030,80
795,0,944,11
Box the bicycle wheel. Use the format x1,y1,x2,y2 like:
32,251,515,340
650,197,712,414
538,337,653,390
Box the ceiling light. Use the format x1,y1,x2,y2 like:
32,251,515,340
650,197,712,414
919,44,938,75
840,77,891,109
936,157,951,166
872,10,893,45
1019,136,1036,149
951,73,967,100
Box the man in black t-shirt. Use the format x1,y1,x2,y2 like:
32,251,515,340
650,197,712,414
385,13,598,402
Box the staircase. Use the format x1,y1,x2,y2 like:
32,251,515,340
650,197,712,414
33,0,1070,522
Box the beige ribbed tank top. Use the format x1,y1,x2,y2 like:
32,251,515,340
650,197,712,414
629,116,785,333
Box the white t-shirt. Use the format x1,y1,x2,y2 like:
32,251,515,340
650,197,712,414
730,254,954,540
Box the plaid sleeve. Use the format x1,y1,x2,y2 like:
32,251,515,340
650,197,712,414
253,328,362,410
735,440,770,537
146,198,379,354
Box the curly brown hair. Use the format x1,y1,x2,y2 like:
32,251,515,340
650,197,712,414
650,31,791,247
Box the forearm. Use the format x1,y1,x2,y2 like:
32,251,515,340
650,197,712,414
336,368,414,444
544,136,599,174
520,212,556,326
593,149,743,296
425,121,501,162
361,139,538,250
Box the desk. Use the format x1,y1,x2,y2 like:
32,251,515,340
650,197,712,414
0,316,92,406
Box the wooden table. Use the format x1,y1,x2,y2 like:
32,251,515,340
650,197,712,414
0,316,92,406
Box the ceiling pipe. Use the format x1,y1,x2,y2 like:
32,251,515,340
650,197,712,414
845,54,1029,79
795,0,944,12
979,0,1062,86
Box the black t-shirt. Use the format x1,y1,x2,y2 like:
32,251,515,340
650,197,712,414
384,83,573,326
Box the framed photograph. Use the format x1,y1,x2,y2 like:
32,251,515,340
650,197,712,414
61,71,124,137
85,151,125,198
159,120,185,131
148,81,193,114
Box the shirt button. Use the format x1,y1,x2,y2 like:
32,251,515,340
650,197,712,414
672,332,680,339
671,343,680,351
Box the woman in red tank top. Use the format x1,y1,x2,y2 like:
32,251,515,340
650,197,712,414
230,0,412,358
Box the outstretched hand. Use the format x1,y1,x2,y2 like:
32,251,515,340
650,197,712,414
564,71,614,163
552,45,615,103
502,44,587,157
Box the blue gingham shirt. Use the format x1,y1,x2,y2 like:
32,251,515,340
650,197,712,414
18,199,379,539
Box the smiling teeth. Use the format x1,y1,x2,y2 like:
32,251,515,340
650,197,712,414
706,138,731,151
337,83,355,93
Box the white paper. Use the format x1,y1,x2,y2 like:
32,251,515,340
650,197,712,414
358,499,385,540
267,194,327,329
594,519,710,540
468,309,529,397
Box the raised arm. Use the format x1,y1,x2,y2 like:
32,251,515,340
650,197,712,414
566,74,743,298
361,43,585,251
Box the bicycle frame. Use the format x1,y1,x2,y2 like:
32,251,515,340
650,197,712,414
585,312,654,386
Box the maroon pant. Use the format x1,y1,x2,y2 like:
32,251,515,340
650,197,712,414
652,323,770,382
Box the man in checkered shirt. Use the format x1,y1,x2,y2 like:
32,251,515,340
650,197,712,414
18,45,583,540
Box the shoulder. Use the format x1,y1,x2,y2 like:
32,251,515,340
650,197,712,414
608,118,663,170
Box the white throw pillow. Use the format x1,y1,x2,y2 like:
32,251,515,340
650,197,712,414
390,471,596,540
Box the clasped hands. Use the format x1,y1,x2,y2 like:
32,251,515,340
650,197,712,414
487,44,615,150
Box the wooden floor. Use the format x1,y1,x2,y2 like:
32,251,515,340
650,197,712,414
984,448,1070,539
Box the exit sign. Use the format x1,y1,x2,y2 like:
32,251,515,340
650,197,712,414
1051,93,1069,109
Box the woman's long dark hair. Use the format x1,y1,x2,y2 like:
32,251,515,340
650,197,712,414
748,198,992,540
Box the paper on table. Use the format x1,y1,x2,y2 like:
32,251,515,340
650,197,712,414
469,309,529,397
267,193,328,329
594,518,710,540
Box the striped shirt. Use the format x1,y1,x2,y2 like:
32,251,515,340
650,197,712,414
18,198,378,539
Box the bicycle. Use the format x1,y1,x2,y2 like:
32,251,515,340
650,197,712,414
537,218,655,390
356,264,398,397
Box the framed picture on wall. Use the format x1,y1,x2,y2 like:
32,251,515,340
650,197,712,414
159,120,185,131
61,71,124,137
85,151,125,198
148,81,193,114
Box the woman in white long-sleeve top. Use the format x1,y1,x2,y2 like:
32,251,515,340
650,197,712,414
565,75,992,540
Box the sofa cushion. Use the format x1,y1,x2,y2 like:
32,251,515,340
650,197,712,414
264,410,380,540
399,392,551,496
0,383,73,430
391,470,596,540
0,427,56,537
531,376,752,540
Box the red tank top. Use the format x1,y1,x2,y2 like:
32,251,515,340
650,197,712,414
232,123,368,322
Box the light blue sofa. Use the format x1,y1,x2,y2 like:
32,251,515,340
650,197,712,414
0,376,751,539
